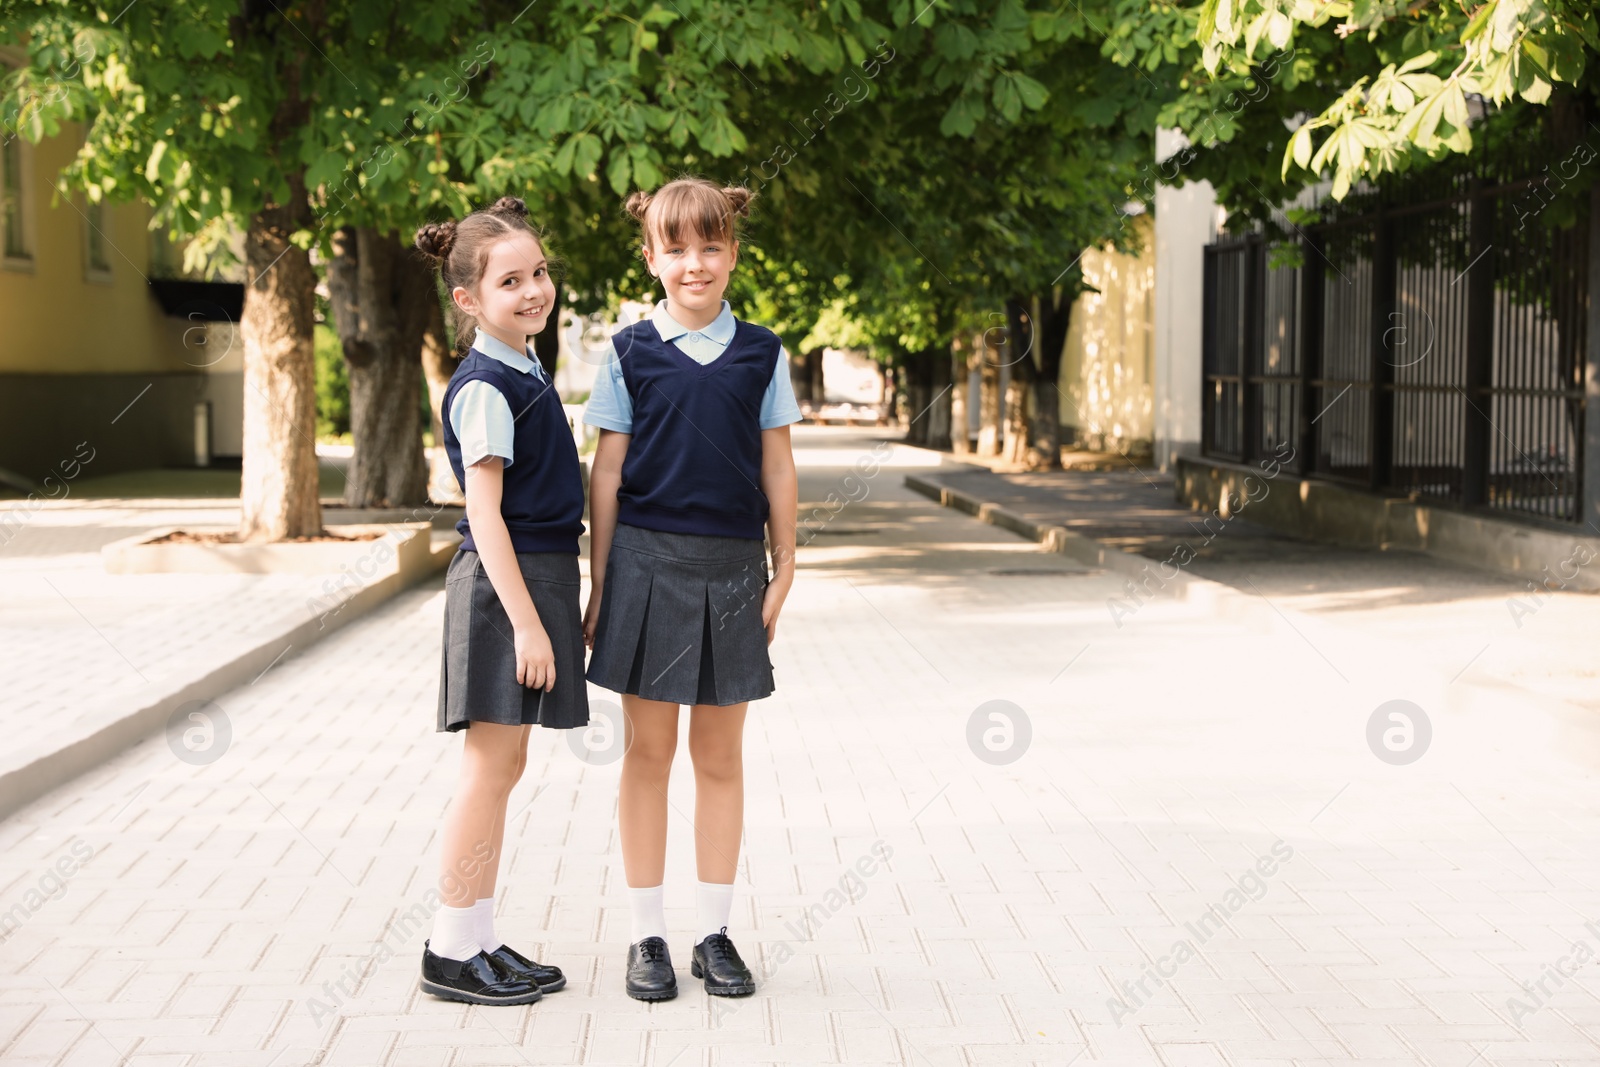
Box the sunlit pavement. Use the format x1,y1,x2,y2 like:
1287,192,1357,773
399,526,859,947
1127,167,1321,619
3,426,1598,1065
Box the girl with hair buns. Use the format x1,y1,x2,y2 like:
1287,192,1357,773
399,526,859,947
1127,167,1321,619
412,196,588,1007
583,176,801,1001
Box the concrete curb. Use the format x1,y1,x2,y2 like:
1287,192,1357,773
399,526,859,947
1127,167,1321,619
902,471,1600,725
0,535,460,822
903,472,1228,612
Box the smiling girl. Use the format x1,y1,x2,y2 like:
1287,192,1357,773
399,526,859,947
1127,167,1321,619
582,177,801,1001
414,196,587,1006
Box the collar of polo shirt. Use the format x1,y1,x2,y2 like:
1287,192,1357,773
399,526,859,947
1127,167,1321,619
468,327,545,378
651,299,736,346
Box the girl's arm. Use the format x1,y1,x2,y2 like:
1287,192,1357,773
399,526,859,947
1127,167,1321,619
464,458,557,690
583,429,630,648
760,424,798,645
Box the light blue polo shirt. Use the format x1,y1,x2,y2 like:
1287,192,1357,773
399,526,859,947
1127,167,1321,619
583,300,802,433
448,328,552,469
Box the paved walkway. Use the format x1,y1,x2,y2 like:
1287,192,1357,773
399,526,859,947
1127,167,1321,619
927,465,1600,715
3,429,1600,1065
0,458,459,760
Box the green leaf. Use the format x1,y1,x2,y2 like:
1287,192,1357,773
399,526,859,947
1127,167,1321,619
1285,124,1313,178
1332,165,1352,200
573,132,602,177
939,95,979,137
1397,50,1439,75
536,96,574,137
552,134,578,176
1011,72,1049,110
304,149,347,192
144,139,168,184
606,150,631,196
993,76,1022,123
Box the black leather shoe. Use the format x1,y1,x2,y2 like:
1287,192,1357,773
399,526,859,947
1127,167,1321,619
485,943,567,992
420,941,542,1005
625,936,678,1001
691,927,755,996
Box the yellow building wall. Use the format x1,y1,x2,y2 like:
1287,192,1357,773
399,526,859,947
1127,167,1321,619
0,121,187,374
1059,215,1156,452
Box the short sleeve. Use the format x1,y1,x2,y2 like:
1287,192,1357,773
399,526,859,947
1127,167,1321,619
448,380,517,468
760,346,804,429
581,343,634,433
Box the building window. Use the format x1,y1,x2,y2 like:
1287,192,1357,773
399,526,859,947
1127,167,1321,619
84,197,112,279
2,134,30,265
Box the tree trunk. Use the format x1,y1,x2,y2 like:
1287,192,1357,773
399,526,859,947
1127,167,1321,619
978,329,1002,456
239,199,322,541
950,335,971,454
807,347,825,405
327,228,429,508
420,285,461,504
1000,298,1035,467
922,343,953,450
532,286,562,379
1029,290,1074,470
903,353,929,446
880,362,897,425
790,348,810,405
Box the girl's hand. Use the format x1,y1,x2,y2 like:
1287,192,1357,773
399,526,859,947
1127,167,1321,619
514,624,557,691
582,585,602,650
761,570,794,646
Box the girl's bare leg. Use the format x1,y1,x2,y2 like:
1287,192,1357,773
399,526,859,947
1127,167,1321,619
479,729,531,899
687,702,748,883
438,722,529,906
619,695,680,887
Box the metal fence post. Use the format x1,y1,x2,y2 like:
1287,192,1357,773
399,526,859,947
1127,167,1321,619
1462,179,1495,507
1201,245,1216,457
1242,236,1262,463
1584,182,1600,531
1369,213,1396,493
1298,229,1324,476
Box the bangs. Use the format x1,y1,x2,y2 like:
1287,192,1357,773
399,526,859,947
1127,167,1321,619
647,181,736,248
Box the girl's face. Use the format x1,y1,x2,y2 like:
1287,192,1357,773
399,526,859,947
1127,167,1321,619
453,232,555,346
642,224,738,319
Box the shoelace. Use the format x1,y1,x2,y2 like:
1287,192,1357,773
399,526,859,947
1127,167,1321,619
703,927,737,962
637,938,667,963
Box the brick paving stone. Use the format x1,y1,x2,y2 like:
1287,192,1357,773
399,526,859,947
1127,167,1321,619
3,429,1600,1065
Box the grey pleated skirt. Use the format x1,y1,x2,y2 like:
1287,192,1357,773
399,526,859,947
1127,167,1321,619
437,549,590,732
586,522,775,707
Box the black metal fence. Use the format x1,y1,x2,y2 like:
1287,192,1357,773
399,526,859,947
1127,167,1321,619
1202,175,1591,525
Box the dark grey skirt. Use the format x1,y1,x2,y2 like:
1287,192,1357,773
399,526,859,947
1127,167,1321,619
586,523,775,707
437,550,590,732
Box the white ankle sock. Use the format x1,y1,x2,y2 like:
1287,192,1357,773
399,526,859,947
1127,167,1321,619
696,880,735,944
473,896,499,953
429,904,480,962
628,884,667,944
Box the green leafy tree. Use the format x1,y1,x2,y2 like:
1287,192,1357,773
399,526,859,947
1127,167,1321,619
1195,0,1599,197
1,0,511,535
733,0,1161,464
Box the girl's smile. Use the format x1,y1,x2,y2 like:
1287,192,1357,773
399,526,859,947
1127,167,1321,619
454,231,556,350
643,229,737,332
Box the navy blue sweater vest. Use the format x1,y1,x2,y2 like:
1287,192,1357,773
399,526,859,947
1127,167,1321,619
614,319,780,540
442,350,586,555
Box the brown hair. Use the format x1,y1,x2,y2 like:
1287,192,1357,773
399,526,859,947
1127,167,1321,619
625,177,753,252
415,196,548,352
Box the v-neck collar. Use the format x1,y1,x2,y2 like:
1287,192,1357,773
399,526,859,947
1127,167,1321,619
650,317,745,376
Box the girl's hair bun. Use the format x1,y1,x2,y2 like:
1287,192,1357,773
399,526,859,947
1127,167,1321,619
490,196,529,218
624,190,654,222
414,220,458,260
722,185,754,218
